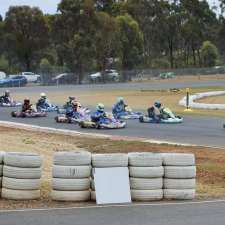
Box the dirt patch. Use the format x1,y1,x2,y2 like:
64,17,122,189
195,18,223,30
198,94,225,104
0,126,224,209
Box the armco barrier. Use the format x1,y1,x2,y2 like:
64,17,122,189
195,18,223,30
179,90,225,109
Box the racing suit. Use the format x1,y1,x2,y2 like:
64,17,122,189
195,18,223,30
0,95,11,104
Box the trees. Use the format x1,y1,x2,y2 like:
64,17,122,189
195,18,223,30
4,6,49,71
54,0,96,84
95,12,119,82
116,14,143,79
200,41,219,67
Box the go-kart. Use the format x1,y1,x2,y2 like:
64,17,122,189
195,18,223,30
139,115,183,124
37,105,58,112
113,106,142,120
11,111,47,118
139,108,183,124
55,107,90,124
0,101,22,107
79,116,126,129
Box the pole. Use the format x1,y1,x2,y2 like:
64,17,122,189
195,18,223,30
184,88,192,112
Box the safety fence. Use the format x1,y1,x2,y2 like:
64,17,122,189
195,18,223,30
0,151,196,202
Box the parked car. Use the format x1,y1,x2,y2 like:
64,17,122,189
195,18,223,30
51,73,78,85
159,72,176,79
9,72,41,83
89,69,119,82
0,76,27,87
0,71,6,80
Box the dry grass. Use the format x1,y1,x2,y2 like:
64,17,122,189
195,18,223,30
0,126,225,209
198,95,225,104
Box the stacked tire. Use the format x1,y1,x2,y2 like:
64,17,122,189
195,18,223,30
0,152,4,195
2,152,42,200
162,153,196,200
51,151,91,202
128,153,164,201
91,153,128,201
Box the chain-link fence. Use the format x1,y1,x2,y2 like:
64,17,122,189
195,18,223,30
36,66,225,86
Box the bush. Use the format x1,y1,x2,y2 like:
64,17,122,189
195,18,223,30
152,58,170,69
200,41,219,67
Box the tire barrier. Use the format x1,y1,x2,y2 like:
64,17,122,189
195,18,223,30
91,153,128,202
2,152,42,200
128,153,164,201
0,151,196,202
51,151,91,202
161,153,196,200
179,90,225,110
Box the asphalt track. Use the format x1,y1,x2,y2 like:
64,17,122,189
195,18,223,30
2,79,225,93
0,107,224,148
0,201,225,225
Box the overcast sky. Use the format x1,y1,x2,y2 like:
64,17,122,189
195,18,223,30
0,0,220,17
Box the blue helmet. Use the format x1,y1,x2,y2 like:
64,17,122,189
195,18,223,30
154,101,161,108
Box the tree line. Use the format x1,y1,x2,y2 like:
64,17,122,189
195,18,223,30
0,0,224,83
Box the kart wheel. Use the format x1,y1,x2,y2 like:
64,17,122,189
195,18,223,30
79,121,85,128
139,116,144,123
11,112,16,117
55,116,59,123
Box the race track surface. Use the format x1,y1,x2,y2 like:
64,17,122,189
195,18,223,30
1,201,225,225
0,107,224,148
2,79,225,93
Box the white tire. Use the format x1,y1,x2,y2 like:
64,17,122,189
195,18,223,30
130,178,163,190
129,166,164,178
3,165,42,179
4,152,42,168
161,153,195,166
91,179,95,190
53,151,91,166
164,189,195,200
92,154,128,167
91,191,96,201
52,165,91,178
164,178,196,189
51,190,90,201
0,152,5,164
128,153,162,167
2,188,40,200
164,166,196,179
2,177,41,190
0,165,3,176
131,190,163,201
52,178,90,191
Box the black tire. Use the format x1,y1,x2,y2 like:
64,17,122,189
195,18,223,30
79,121,85,128
11,112,16,117
139,116,144,123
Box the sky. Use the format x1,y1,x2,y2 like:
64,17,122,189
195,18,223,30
0,0,221,18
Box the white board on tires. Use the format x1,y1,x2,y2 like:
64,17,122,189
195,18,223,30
93,167,131,205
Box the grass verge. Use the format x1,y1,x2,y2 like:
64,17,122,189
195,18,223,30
0,126,225,209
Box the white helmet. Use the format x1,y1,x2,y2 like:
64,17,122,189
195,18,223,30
40,93,46,98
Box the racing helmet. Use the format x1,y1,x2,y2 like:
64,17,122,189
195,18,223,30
71,100,78,106
69,96,75,101
96,103,105,112
24,98,30,104
40,93,46,98
5,90,10,96
154,101,162,108
117,97,124,103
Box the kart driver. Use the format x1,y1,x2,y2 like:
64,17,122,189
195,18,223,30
0,90,12,104
91,103,107,123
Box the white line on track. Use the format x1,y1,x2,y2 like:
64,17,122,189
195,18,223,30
0,199,225,213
